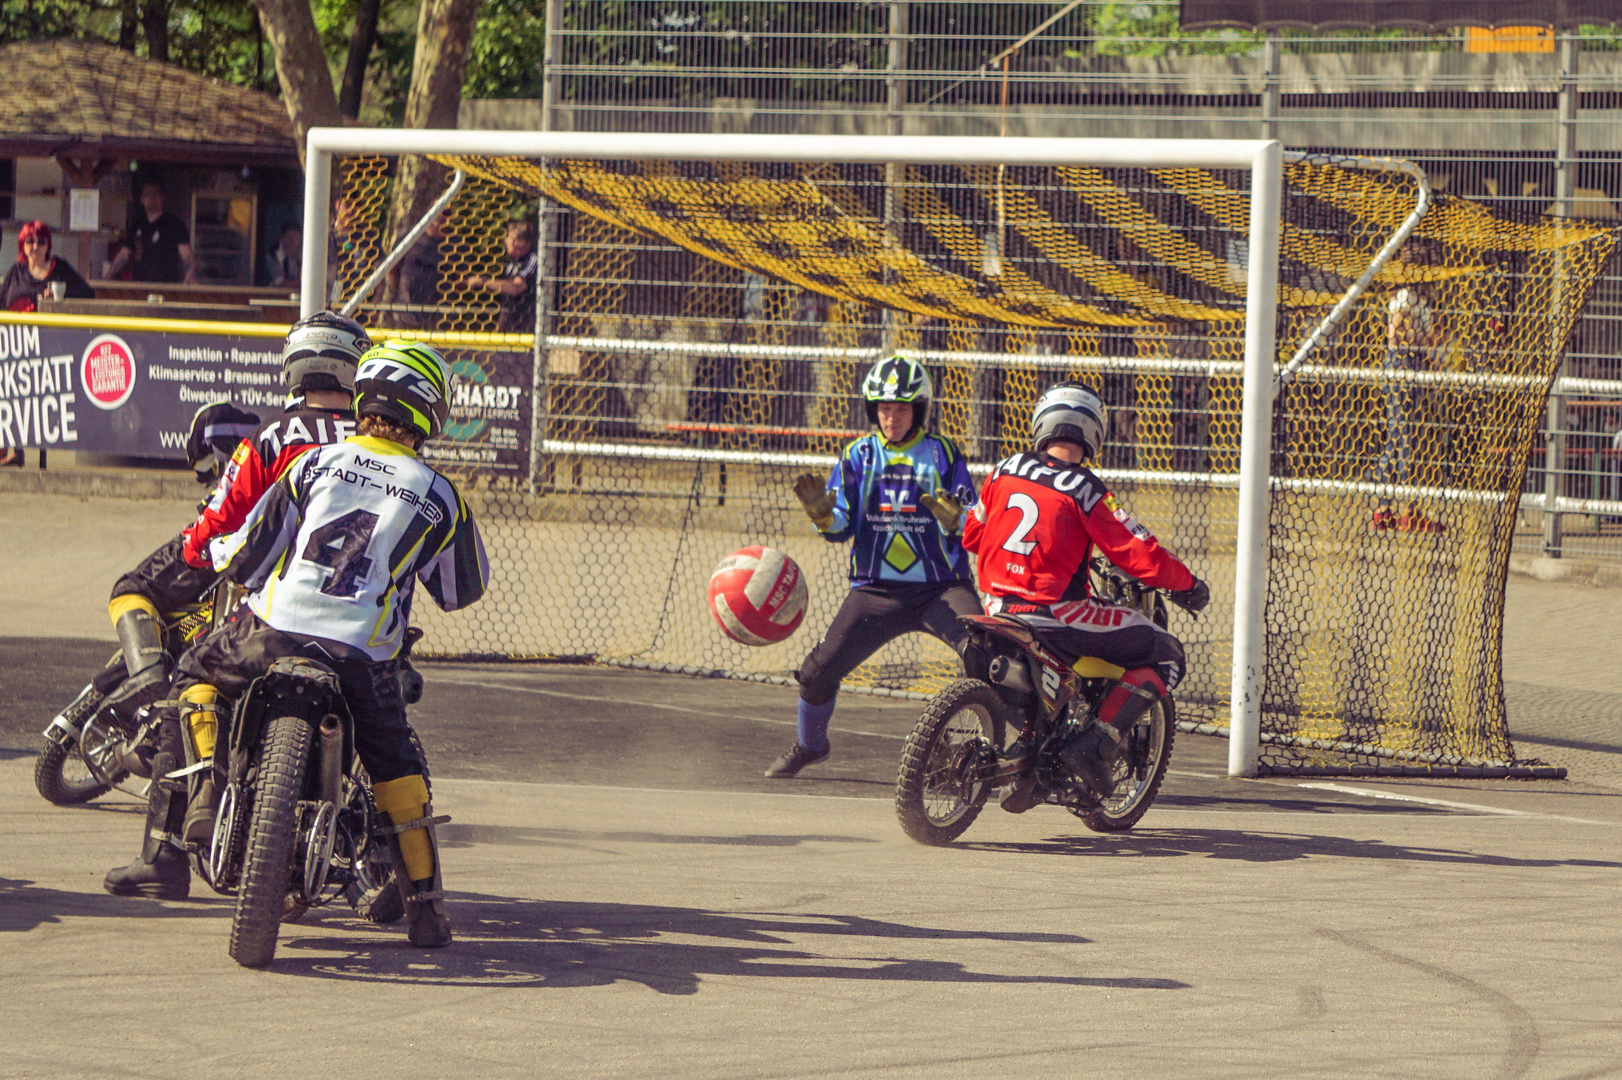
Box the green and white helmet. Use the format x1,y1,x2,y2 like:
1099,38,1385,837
861,353,932,428
353,340,454,442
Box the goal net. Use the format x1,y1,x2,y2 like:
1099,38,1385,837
310,134,1615,777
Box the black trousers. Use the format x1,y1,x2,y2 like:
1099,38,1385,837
796,581,981,705
111,536,217,614
175,609,423,783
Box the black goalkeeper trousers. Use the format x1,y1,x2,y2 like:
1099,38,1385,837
796,581,981,705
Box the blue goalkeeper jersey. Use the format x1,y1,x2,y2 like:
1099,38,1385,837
817,430,977,587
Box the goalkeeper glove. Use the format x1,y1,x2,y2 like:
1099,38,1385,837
1168,577,1210,615
792,473,836,530
918,491,965,534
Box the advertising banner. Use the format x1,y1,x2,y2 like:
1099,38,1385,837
0,323,531,473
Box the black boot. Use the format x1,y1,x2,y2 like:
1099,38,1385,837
104,845,190,900
1059,723,1125,796
1061,681,1163,797
182,776,218,845
104,749,190,900
406,878,453,948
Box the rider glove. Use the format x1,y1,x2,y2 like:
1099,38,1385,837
1168,577,1211,615
792,473,836,530
918,491,964,535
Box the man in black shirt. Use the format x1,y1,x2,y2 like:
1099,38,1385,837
111,179,196,284
465,220,537,332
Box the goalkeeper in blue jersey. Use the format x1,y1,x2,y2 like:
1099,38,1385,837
765,353,980,778
104,341,488,950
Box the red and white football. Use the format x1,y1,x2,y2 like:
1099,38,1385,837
707,546,808,647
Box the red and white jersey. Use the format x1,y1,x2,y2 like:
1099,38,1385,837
962,451,1194,607
180,406,355,568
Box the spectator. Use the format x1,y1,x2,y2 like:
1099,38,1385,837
465,220,537,332
264,222,302,288
1372,242,1447,533
390,212,449,330
1,220,95,313
109,178,197,284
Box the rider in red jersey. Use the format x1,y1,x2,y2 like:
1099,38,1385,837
956,383,1209,797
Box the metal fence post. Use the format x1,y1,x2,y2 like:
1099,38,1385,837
1261,32,1281,142
529,0,564,493
881,0,908,353
1544,32,1579,556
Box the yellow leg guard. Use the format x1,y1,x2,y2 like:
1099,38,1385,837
372,774,434,881
179,684,220,760
108,593,160,628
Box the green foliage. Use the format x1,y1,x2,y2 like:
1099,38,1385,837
0,0,120,47
1090,2,1261,58
168,0,277,93
465,0,549,99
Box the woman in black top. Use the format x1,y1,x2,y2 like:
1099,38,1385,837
1,221,94,465
2,220,95,313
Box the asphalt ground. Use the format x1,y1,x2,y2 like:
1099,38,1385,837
3,492,1622,1078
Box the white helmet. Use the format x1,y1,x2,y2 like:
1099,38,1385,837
281,311,371,396
1031,383,1106,460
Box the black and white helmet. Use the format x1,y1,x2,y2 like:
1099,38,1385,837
861,353,933,427
1031,382,1106,460
281,311,371,396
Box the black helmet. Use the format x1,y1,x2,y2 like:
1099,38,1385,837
281,311,371,396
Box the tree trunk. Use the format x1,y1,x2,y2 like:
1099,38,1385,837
338,0,383,120
119,0,139,51
384,0,482,254
141,0,170,63
250,0,344,171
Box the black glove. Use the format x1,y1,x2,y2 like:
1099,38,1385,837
1168,577,1210,615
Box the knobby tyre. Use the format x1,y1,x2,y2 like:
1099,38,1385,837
1077,695,1174,833
895,679,1007,846
34,693,116,805
229,714,312,968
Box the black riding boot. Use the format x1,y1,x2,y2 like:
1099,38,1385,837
104,748,190,900
1060,683,1163,797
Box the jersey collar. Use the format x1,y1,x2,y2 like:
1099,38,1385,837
347,434,417,457
880,428,925,452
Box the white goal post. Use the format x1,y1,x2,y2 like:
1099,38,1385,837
297,128,1285,778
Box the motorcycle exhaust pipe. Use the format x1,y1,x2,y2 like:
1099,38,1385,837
317,715,343,806
987,655,1035,694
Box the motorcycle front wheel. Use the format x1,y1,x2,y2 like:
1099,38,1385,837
34,696,119,805
1075,694,1174,833
895,679,1008,846
229,714,312,969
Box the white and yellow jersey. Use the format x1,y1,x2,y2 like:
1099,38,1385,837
210,434,489,661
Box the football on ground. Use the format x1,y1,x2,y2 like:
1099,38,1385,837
707,546,808,646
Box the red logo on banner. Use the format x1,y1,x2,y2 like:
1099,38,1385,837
81,334,136,410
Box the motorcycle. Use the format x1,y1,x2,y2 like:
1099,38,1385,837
35,597,217,806
895,559,1177,845
206,631,429,968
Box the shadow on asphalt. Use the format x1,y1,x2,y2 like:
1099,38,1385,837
269,894,1191,994
0,876,228,934
955,828,1622,867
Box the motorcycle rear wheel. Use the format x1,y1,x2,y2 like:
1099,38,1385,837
229,714,312,969
34,695,119,805
1075,695,1174,833
895,679,1007,846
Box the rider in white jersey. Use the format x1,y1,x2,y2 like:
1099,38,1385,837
105,342,488,951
